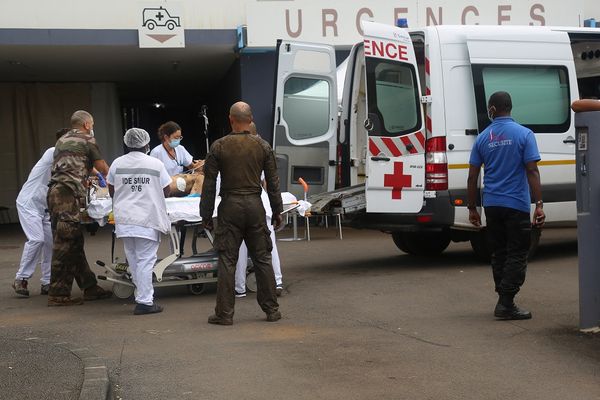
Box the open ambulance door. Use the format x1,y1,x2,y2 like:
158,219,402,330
466,31,577,217
362,21,426,213
272,40,338,200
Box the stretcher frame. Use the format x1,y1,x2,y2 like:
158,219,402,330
97,221,220,298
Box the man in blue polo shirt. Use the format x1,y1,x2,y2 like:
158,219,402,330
467,91,545,320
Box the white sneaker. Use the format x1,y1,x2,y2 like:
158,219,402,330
235,291,246,298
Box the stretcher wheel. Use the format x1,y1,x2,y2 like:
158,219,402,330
245,271,257,293
112,283,135,299
188,283,205,295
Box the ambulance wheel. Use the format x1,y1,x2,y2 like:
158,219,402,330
394,232,450,256
167,21,176,31
391,232,411,254
188,283,205,295
112,283,135,299
146,21,156,30
245,271,257,293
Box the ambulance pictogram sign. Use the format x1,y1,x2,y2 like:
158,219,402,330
138,3,185,48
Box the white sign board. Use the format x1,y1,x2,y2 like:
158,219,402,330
246,0,586,47
138,2,185,48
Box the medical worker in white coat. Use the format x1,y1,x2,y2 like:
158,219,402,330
12,128,69,297
107,128,171,315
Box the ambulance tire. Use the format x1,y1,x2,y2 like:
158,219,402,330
470,227,542,261
392,232,451,256
391,232,411,254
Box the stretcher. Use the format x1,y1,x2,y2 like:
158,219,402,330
87,195,301,299
89,197,221,298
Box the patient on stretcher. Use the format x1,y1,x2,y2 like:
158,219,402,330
168,168,205,197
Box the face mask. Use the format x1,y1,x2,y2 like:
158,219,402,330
89,129,95,137
169,139,181,148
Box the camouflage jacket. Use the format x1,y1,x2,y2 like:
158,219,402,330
49,129,103,197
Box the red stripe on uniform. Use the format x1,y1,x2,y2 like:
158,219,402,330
381,137,402,157
401,135,418,154
415,131,426,148
369,138,381,156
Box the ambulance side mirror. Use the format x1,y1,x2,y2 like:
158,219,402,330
365,113,382,134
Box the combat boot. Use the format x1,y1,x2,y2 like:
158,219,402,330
48,296,84,306
266,310,282,322
83,285,112,301
208,314,233,325
12,279,29,297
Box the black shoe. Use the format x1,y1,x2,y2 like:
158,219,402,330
208,314,233,325
494,303,532,320
40,284,50,295
133,303,163,315
266,310,281,322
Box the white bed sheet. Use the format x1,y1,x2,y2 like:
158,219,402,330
87,192,298,225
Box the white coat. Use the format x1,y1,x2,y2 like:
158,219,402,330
107,152,172,234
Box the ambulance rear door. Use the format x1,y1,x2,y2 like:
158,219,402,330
363,21,426,213
272,41,338,200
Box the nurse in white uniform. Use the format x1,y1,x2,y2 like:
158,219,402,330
107,128,171,315
13,128,70,297
149,121,202,176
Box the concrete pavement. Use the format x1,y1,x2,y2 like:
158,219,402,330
0,223,598,400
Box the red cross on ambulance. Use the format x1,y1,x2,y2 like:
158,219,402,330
384,162,412,200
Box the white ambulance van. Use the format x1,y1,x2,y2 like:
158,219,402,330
272,22,600,256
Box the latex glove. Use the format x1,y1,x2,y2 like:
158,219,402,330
96,172,107,188
186,193,201,198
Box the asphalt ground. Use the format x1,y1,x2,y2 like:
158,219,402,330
0,223,598,400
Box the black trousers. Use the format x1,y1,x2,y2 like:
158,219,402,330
484,206,531,296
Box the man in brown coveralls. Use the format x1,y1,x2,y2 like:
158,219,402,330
201,102,283,325
47,110,112,306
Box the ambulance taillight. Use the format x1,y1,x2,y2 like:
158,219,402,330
425,137,448,191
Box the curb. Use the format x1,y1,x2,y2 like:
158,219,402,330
29,338,112,400
67,346,112,400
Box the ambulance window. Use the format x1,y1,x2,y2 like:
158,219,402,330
283,77,331,140
365,58,421,137
473,65,570,133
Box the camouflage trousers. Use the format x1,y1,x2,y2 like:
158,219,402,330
47,184,97,297
213,194,278,319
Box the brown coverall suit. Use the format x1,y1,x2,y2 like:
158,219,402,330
200,132,283,320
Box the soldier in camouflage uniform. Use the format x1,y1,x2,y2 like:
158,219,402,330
47,110,112,306
201,102,283,325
